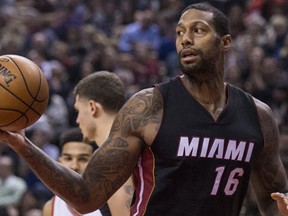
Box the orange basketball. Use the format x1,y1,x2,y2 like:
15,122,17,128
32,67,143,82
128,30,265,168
0,55,49,131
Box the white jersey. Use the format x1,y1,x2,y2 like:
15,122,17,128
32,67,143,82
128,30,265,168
52,196,103,216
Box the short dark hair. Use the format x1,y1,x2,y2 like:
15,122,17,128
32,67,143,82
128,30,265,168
59,127,97,152
181,2,229,36
73,71,126,113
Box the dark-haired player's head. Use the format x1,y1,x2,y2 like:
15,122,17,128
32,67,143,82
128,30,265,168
73,71,126,114
73,71,126,141
59,127,97,174
176,2,231,81
181,2,230,37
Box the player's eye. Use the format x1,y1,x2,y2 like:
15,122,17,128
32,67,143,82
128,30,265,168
63,157,72,161
176,27,185,37
79,157,90,163
194,28,205,35
176,31,184,36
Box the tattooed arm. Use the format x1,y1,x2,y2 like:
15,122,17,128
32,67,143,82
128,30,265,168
107,176,134,216
0,87,162,213
82,87,162,213
250,98,288,216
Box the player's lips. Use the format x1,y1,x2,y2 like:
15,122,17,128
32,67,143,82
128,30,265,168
180,49,198,63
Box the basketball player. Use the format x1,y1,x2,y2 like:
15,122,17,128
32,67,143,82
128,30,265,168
1,2,288,216
42,127,103,216
72,71,134,216
43,71,134,216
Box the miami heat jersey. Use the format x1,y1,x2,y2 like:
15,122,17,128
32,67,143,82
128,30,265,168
131,77,264,216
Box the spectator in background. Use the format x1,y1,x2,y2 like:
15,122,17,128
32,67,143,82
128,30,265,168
0,155,27,215
224,64,245,89
235,11,268,50
226,3,246,38
279,33,288,70
24,208,42,216
156,9,179,77
48,60,71,100
17,189,45,216
265,13,288,58
0,142,20,175
131,42,161,87
27,116,60,160
45,88,69,139
270,83,288,134
244,46,267,101
118,9,161,53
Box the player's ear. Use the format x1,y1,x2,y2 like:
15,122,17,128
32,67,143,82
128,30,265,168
221,34,231,52
88,100,101,117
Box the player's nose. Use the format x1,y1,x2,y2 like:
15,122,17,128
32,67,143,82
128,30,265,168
70,160,80,173
181,31,194,47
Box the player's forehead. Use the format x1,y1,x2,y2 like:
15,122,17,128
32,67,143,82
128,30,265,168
62,141,93,154
177,9,214,27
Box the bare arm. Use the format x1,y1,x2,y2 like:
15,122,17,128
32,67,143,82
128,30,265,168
42,199,53,216
0,87,161,213
107,176,134,216
250,98,288,216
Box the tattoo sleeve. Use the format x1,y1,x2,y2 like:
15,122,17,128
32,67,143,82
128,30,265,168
8,88,162,214
250,99,288,215
83,88,162,211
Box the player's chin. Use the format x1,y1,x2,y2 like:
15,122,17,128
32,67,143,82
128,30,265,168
180,63,197,75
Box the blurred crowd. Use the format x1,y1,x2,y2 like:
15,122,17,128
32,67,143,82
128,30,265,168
0,0,288,215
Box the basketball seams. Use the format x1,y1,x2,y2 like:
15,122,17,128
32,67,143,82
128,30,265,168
0,81,42,116
0,55,49,130
0,108,29,128
34,65,49,103
7,56,40,100
5,56,47,111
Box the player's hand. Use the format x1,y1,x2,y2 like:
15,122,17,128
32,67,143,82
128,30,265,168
271,192,288,216
0,129,26,148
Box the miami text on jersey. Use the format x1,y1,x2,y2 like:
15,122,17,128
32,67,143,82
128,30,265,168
177,136,254,162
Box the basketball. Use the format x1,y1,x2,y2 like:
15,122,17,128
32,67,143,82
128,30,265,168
0,55,49,131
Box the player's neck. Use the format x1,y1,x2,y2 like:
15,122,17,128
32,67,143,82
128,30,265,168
181,75,227,120
94,115,116,146
182,75,226,104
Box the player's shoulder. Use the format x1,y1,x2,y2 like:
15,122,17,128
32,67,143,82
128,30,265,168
252,97,277,132
119,87,162,138
125,87,162,108
253,97,274,118
130,87,159,99
229,84,273,119
42,197,54,216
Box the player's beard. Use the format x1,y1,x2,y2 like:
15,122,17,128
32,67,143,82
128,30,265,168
179,46,221,82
